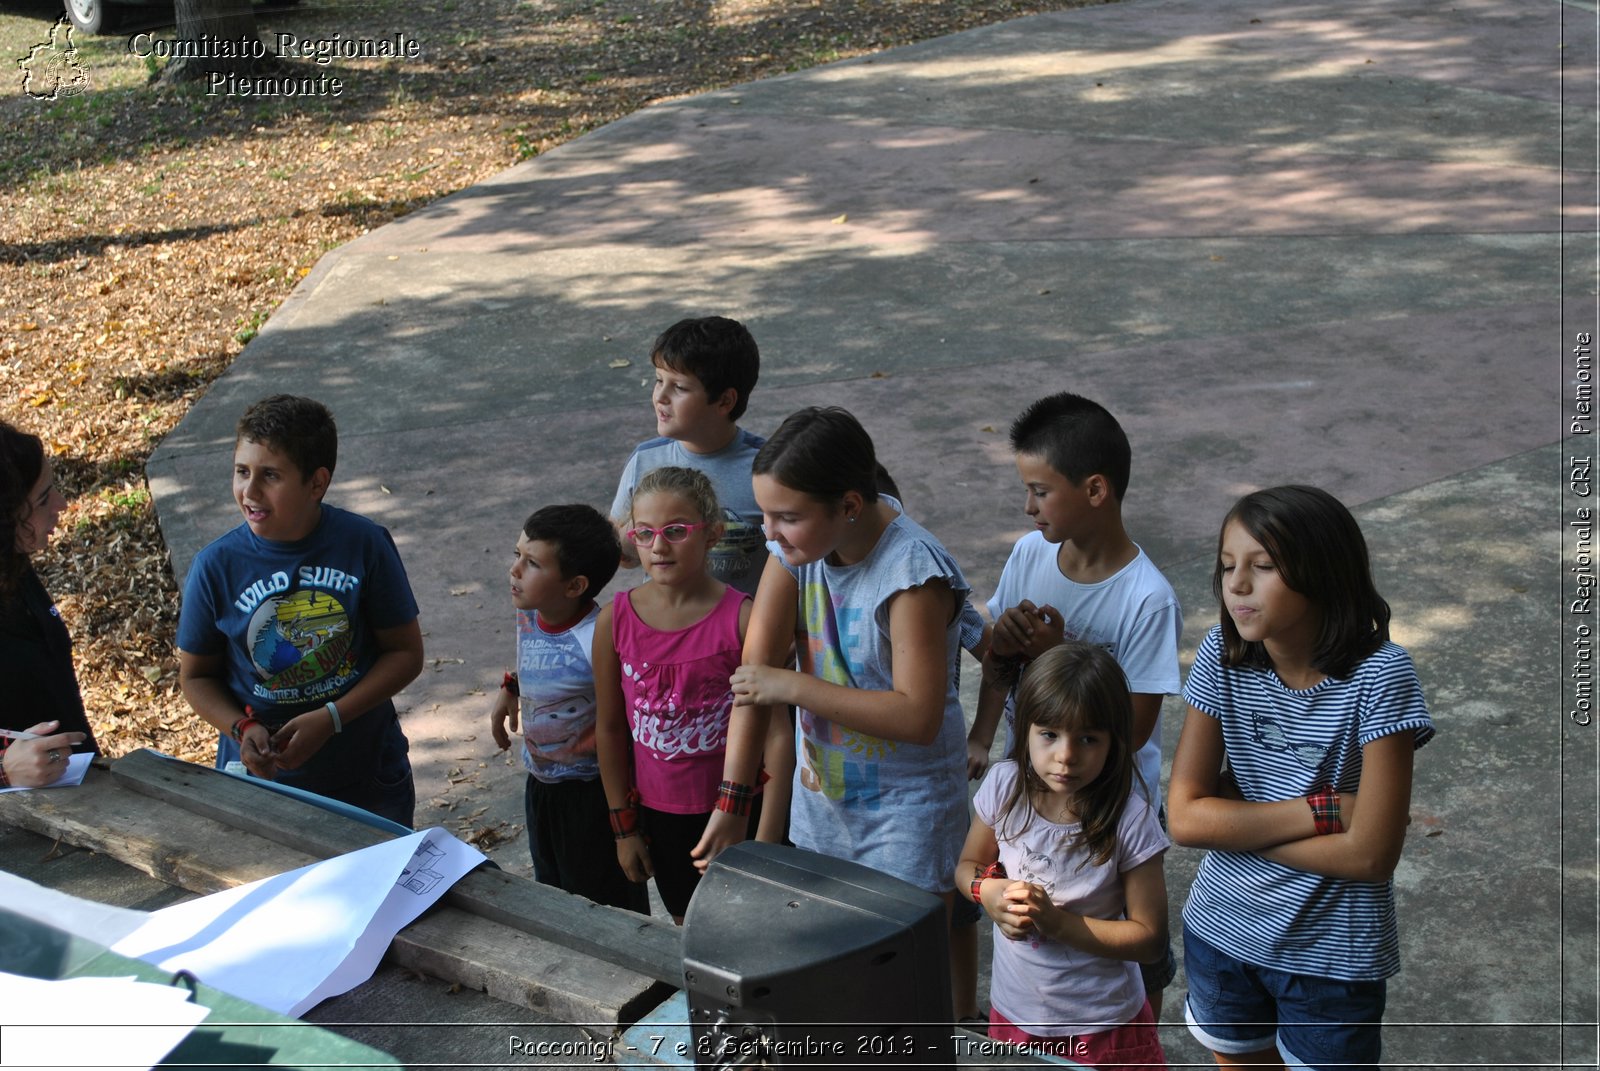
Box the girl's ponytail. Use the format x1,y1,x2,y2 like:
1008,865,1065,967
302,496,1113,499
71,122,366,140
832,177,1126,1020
753,407,880,507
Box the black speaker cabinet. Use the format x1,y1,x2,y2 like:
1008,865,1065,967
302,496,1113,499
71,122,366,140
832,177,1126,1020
681,841,955,1070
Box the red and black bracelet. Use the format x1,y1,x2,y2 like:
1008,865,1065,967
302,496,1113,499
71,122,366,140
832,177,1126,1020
610,787,642,840
609,805,641,840
715,780,755,816
1307,786,1343,835
230,715,261,744
970,860,1006,904
501,671,519,697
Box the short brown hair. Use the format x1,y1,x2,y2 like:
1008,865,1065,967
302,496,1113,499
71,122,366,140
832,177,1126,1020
235,395,337,481
651,316,760,422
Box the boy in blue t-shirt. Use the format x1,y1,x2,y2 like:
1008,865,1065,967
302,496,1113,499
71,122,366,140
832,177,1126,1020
177,395,424,829
973,390,1183,1016
488,504,648,913
610,316,767,595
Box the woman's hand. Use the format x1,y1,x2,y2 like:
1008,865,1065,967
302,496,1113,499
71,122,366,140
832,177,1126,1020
1,722,86,787
238,721,279,779
993,601,1065,661
966,737,992,781
983,880,1047,941
730,664,799,708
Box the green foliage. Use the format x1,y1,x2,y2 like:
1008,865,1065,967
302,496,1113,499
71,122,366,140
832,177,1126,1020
234,309,270,344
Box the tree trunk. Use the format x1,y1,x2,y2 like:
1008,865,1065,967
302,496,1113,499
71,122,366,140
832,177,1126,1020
160,0,275,85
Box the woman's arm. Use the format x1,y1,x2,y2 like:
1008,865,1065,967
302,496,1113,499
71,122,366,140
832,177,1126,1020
729,579,955,746
967,676,1006,780
273,619,425,769
1006,854,1169,963
754,708,794,842
0,722,88,788
592,603,653,883
694,556,796,870
1256,731,1415,882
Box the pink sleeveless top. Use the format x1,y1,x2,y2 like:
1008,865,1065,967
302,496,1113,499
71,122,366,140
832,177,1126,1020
612,585,748,813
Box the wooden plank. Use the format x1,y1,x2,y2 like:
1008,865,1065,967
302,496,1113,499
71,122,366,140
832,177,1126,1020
109,748,395,858
0,764,316,893
0,765,668,1024
112,748,687,986
395,907,677,1027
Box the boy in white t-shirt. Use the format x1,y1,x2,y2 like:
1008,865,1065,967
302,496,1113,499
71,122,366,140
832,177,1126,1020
972,390,1183,1016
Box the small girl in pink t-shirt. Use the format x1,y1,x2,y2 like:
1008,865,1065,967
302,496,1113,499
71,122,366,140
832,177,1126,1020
594,466,754,922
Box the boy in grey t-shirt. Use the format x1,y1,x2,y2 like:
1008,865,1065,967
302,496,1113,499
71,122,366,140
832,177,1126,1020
610,316,767,594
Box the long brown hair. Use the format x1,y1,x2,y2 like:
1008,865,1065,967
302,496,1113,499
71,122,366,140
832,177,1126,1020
996,642,1138,869
1213,485,1389,679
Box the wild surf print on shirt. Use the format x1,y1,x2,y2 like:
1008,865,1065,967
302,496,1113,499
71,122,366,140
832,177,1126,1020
235,566,361,706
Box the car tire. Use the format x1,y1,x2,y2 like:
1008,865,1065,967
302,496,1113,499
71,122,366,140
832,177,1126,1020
63,0,116,35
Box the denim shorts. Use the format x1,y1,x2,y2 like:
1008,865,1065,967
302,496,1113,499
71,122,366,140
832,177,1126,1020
1182,922,1386,1071
1140,936,1177,993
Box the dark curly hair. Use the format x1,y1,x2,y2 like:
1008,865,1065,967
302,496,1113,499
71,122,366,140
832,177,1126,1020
0,420,47,594
235,395,337,480
522,503,623,596
651,316,760,422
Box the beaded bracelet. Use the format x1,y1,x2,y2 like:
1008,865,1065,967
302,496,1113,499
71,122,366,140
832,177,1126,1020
970,860,1006,904
501,671,519,697
230,715,261,744
1307,786,1343,835
714,780,755,816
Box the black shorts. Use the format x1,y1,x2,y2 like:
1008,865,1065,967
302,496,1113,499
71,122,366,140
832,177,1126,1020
641,796,764,919
525,775,649,914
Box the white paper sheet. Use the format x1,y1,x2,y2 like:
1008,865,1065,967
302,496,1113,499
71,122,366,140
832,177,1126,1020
111,827,484,1016
0,972,209,1070
0,871,150,946
0,753,91,793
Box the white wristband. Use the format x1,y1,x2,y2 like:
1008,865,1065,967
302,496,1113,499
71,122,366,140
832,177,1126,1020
325,701,342,734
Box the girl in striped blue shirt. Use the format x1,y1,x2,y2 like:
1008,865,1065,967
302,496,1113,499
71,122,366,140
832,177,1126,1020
1169,485,1433,1071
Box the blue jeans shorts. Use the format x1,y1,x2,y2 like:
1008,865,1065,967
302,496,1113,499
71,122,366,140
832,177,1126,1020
1182,922,1386,1071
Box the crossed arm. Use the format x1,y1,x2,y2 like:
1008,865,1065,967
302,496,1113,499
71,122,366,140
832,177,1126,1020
1167,704,1415,883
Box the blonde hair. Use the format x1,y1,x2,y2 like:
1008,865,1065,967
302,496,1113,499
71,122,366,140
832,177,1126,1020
630,466,722,525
